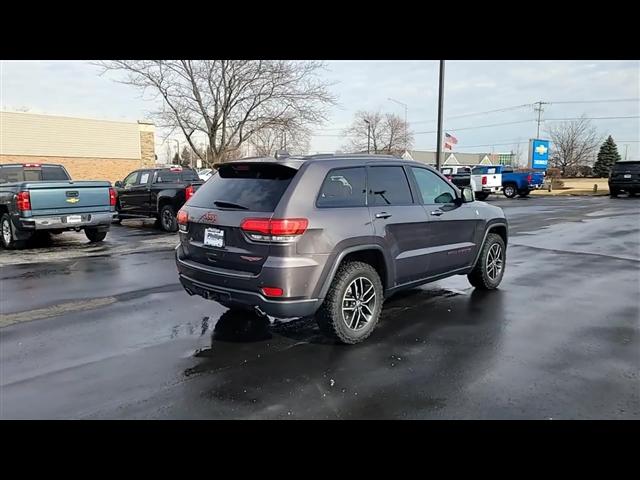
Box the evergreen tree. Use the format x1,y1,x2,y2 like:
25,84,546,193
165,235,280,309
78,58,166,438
593,136,621,177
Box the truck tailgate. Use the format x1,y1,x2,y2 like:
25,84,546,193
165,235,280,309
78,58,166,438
25,182,111,214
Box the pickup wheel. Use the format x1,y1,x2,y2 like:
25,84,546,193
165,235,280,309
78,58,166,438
609,189,619,198
85,228,107,243
315,261,384,344
518,190,531,198
159,205,178,232
475,192,489,201
503,184,517,198
1,213,27,250
468,233,506,290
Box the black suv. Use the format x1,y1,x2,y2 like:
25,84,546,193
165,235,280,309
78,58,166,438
609,161,640,197
175,154,508,344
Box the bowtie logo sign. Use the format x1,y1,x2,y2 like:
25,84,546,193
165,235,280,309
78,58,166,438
535,144,548,156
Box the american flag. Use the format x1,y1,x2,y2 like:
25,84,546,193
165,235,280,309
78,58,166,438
445,132,458,144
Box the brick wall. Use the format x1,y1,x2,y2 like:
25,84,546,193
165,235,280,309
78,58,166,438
0,155,146,183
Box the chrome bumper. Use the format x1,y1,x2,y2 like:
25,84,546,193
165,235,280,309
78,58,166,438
20,212,116,230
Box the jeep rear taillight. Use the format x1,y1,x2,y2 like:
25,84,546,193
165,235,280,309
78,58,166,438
109,187,117,207
16,191,31,211
241,218,308,242
482,176,487,185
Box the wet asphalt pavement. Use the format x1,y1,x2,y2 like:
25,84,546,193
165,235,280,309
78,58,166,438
1,197,638,419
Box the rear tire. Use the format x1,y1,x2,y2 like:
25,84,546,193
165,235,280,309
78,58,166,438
85,228,107,243
159,205,178,232
503,184,517,198
475,192,489,201
1,213,27,250
315,261,384,344
468,233,506,290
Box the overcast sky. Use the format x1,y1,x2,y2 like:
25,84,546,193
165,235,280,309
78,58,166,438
2,60,638,161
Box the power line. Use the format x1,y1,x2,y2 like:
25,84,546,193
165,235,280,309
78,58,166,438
411,103,533,125
543,115,640,121
547,98,640,104
414,119,534,135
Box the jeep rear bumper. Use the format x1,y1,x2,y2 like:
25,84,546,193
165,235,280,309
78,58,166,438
175,245,322,319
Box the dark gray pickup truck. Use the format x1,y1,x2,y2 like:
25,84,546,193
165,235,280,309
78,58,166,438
0,163,117,249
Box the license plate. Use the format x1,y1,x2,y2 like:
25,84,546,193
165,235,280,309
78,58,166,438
204,227,224,248
67,215,82,224
624,174,631,178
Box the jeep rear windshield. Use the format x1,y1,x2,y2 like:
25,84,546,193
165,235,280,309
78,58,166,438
188,163,297,212
0,165,70,183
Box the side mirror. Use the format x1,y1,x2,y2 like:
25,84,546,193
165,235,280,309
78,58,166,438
461,186,474,203
114,181,123,188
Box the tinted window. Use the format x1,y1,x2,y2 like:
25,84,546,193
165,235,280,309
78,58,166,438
0,165,69,182
155,169,181,183
123,172,139,187
411,168,456,204
41,166,70,181
189,163,297,212
139,171,151,185
317,168,367,208
368,166,413,206
0,167,26,183
181,169,200,182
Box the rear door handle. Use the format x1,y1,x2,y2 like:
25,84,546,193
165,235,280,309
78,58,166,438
375,212,392,219
430,210,444,216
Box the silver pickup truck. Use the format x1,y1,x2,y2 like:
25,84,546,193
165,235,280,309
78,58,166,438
0,163,117,249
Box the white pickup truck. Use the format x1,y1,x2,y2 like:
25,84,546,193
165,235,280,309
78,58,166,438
472,165,502,200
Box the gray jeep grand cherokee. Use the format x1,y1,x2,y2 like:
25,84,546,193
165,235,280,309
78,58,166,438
175,154,508,344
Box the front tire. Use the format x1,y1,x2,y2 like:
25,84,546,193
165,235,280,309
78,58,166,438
518,189,531,198
315,261,384,344
159,205,178,232
1,213,27,250
610,188,619,198
503,184,517,198
468,233,506,290
85,228,107,243
475,192,489,201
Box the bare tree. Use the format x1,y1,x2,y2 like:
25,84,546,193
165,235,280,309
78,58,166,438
95,60,335,166
249,116,311,156
343,111,413,155
546,116,601,176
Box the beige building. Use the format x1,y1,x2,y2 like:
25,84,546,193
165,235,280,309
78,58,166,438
0,111,156,183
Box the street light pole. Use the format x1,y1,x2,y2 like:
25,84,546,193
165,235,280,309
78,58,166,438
388,97,408,150
172,139,180,165
436,60,445,170
364,119,371,153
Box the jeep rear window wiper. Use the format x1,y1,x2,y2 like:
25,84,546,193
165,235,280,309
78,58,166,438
213,200,249,210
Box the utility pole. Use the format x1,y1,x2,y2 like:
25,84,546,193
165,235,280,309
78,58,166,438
436,60,445,170
624,144,629,161
534,101,548,138
283,130,287,151
364,119,371,153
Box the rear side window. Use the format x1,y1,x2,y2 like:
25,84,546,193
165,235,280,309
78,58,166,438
189,163,297,212
0,166,26,182
181,169,200,182
41,166,70,181
155,169,181,183
368,166,413,206
0,165,69,182
317,168,367,208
